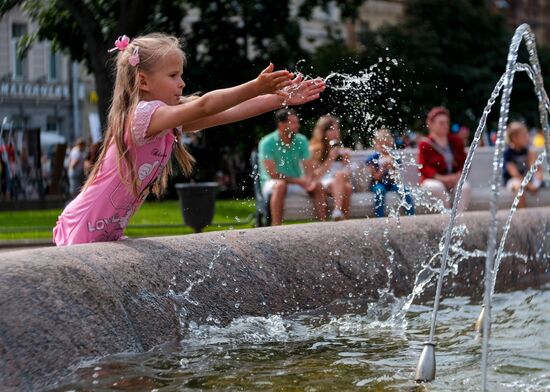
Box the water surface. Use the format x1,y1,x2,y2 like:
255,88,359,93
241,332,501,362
52,284,550,391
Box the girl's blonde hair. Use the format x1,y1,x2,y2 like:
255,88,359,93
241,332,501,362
309,115,340,162
505,121,528,144
84,33,195,197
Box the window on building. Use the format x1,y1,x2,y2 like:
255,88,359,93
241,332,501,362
11,23,27,79
12,115,25,131
48,48,59,81
46,116,59,132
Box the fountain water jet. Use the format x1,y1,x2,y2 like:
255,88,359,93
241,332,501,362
415,24,550,391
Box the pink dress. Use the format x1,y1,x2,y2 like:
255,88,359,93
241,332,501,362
53,100,181,246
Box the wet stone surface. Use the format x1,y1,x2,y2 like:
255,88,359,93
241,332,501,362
0,207,549,390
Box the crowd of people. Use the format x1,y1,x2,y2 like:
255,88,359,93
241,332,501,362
257,106,545,225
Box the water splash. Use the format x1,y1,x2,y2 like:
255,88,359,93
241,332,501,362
167,244,228,332
491,151,546,297
412,24,550,391
292,57,402,137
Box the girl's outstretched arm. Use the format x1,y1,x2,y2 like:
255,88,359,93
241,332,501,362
183,76,326,132
147,64,291,137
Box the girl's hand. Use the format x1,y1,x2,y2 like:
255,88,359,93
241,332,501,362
255,63,293,96
283,74,326,105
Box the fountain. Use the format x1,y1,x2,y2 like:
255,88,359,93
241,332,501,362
1,24,550,392
415,24,550,391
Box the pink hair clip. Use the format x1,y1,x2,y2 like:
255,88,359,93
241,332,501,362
108,35,131,53
128,47,140,66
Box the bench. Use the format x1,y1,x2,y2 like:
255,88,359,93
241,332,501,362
253,147,550,225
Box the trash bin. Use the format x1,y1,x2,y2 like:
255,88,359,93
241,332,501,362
175,182,218,233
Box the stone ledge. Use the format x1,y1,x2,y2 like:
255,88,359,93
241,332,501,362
1,207,549,390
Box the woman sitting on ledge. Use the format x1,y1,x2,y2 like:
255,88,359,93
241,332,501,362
418,106,471,211
309,115,353,220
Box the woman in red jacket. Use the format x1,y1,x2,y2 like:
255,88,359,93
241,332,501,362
417,107,471,211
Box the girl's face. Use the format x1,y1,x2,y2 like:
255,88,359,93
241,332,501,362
375,136,393,153
511,127,530,148
140,50,185,106
325,123,340,141
428,114,450,137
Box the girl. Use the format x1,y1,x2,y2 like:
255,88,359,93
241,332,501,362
365,128,414,217
53,33,325,245
309,115,353,220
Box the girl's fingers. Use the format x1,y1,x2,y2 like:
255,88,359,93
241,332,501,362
275,80,293,90
268,71,292,81
291,73,303,84
271,77,293,89
261,62,275,74
275,90,290,98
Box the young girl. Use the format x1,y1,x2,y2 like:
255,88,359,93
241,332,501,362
366,128,414,217
53,33,325,245
503,121,543,208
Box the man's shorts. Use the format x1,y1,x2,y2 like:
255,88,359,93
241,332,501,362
262,179,308,199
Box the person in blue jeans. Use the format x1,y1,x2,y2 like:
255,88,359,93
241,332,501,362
366,129,415,217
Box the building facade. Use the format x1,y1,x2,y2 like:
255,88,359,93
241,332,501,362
0,6,95,144
495,0,550,47
296,0,406,51
0,6,99,202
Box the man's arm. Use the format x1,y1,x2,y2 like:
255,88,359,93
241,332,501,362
301,159,315,182
263,159,303,184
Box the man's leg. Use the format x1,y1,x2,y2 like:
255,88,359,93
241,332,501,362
270,180,287,225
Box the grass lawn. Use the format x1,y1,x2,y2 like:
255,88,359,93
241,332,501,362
0,198,260,242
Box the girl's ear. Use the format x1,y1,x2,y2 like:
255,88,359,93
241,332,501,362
138,72,149,92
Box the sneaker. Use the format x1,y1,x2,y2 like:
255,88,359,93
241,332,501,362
331,209,344,221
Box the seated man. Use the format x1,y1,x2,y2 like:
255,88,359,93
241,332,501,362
258,108,327,225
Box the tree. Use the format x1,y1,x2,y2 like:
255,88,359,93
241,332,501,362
1,0,186,130
358,0,518,133
170,0,364,179
2,0,364,188
1,0,363,132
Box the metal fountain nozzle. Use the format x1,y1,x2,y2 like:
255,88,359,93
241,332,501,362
475,305,485,334
415,341,436,382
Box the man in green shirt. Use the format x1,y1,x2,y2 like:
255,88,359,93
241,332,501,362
258,108,327,225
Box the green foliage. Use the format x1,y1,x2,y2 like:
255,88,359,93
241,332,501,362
3,0,189,126
1,0,363,178
356,0,550,134
182,0,308,174
0,199,256,241
358,0,510,132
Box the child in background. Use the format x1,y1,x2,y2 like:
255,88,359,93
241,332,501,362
366,129,414,218
53,33,325,245
503,121,543,208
